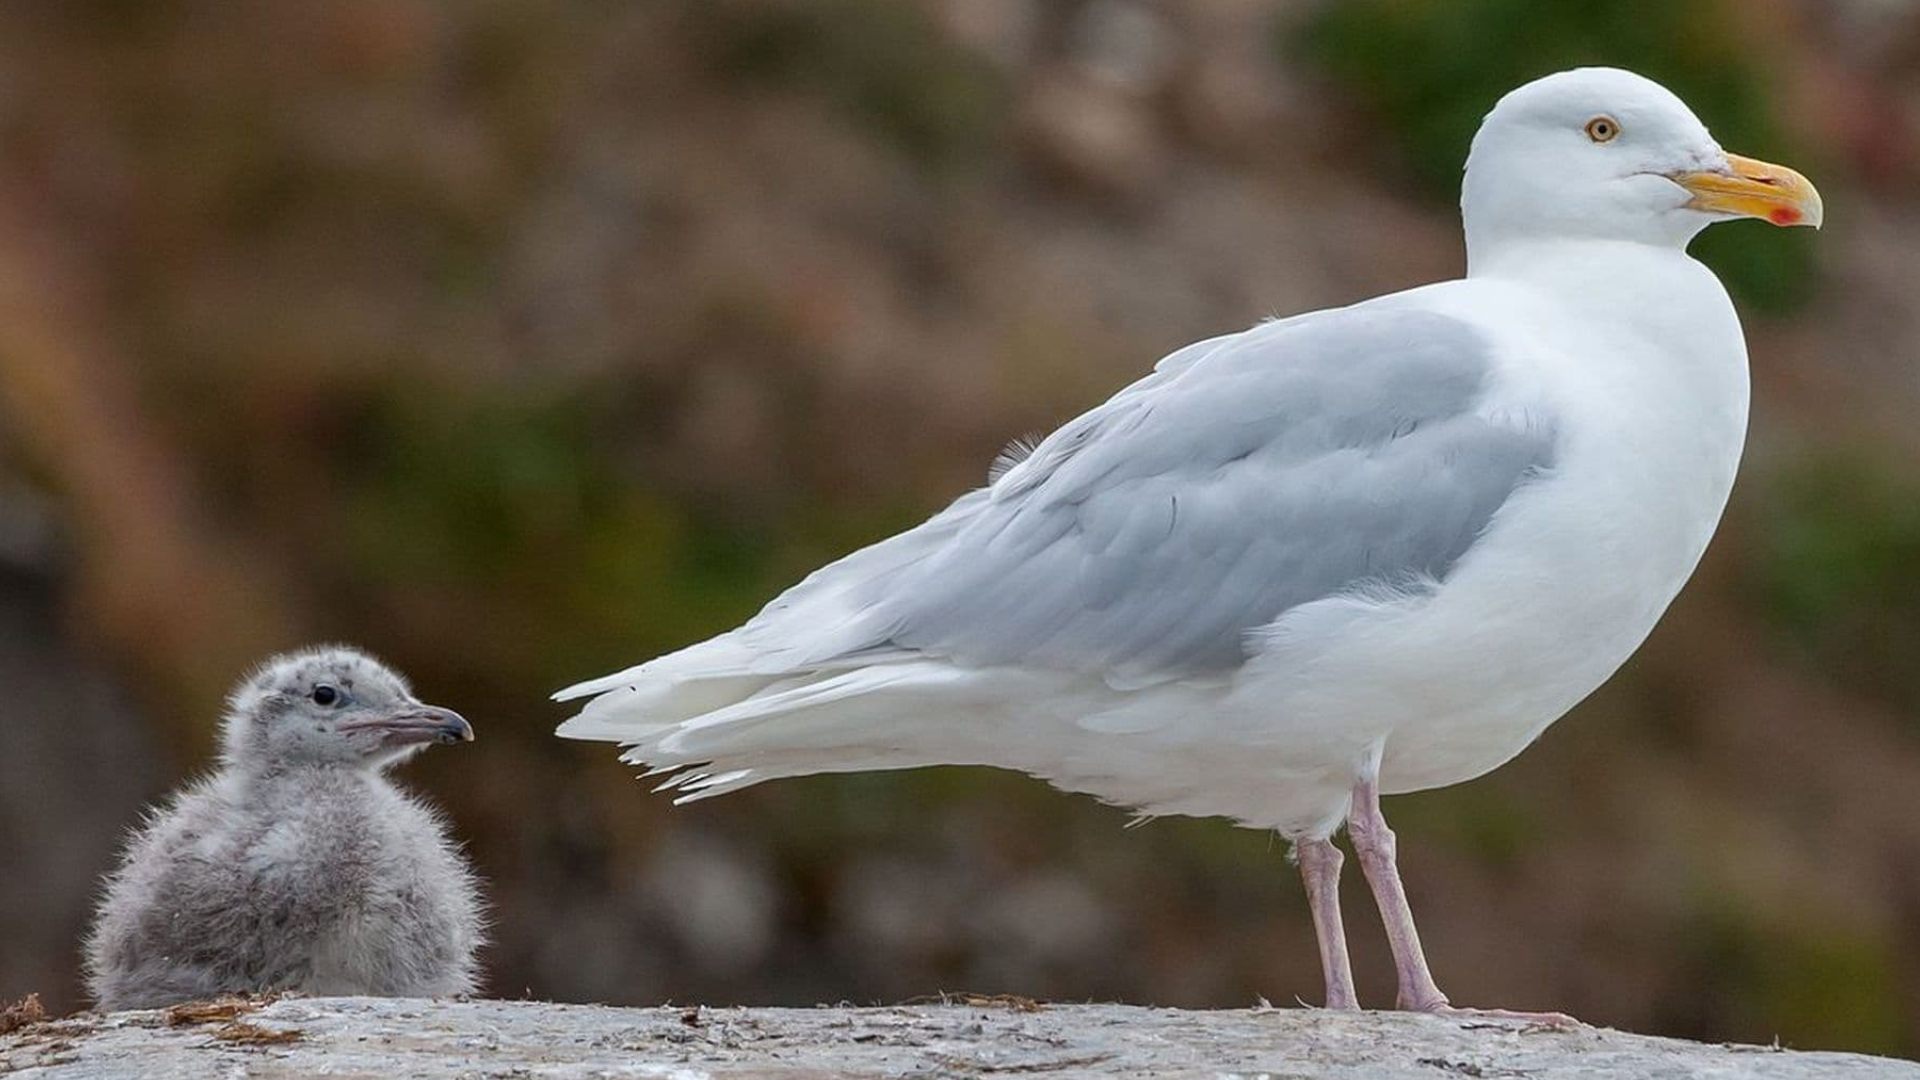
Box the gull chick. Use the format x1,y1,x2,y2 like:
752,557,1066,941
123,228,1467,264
557,68,1821,1016
86,647,483,1011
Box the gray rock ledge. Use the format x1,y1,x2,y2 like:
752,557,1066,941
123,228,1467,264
2,995,1914,1079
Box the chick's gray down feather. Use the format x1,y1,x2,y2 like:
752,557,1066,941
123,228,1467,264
84,646,484,1010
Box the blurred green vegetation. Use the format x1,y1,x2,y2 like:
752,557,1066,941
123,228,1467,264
1686,881,1903,1054
1394,782,1542,873
1295,0,1817,312
1755,453,1920,716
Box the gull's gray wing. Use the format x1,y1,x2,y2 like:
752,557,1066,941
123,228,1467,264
740,306,1557,688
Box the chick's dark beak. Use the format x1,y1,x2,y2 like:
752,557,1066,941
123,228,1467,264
342,704,475,746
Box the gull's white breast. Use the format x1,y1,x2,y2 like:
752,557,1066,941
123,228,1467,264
1236,243,1749,808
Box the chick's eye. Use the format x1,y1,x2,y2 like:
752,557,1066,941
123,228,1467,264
1585,116,1619,143
311,685,341,707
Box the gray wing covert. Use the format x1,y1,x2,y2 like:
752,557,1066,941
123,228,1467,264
746,307,1557,687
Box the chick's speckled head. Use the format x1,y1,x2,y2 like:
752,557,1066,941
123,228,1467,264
221,646,474,771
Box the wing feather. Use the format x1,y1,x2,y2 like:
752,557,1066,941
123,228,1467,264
714,307,1554,690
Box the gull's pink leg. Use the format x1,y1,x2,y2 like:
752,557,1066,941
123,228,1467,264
1344,774,1447,1011
1346,773,1579,1025
1294,837,1359,1010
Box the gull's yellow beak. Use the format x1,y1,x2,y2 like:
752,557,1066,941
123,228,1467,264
1671,153,1823,228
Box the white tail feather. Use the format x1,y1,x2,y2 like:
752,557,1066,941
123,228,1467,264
562,649,1072,802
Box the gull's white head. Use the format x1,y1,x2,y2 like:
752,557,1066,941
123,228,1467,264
1461,67,1820,270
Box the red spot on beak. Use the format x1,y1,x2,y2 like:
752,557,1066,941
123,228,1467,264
1769,207,1801,226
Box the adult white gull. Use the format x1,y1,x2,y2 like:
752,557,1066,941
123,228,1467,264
556,67,1820,1016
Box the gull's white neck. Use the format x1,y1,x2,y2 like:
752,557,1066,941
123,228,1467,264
1467,236,1747,397
1468,233,1704,289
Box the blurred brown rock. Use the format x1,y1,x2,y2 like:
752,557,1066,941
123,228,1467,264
1018,67,1168,206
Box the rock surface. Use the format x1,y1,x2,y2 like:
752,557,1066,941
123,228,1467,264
2,996,1914,1079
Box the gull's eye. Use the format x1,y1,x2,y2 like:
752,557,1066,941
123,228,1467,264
1584,116,1620,143
311,684,342,707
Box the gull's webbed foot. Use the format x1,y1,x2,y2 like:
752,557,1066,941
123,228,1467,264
1416,1003,1583,1028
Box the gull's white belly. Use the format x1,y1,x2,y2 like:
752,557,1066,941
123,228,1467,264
1082,480,1720,833
1298,435,1729,797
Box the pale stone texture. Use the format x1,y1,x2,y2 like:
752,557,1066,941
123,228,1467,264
3,997,1916,1079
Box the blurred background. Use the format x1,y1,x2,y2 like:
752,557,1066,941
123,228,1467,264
4,0,1920,1057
